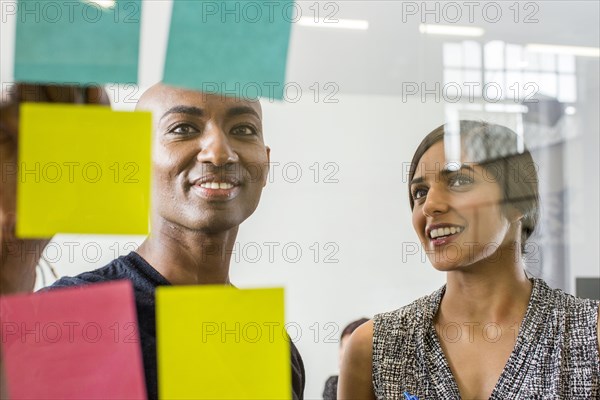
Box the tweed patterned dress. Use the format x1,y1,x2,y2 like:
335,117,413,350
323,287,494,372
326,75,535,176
373,278,600,399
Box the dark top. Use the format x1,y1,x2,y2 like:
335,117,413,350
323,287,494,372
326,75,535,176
322,375,338,399
48,252,305,400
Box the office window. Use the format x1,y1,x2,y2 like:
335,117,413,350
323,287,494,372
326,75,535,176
443,41,577,104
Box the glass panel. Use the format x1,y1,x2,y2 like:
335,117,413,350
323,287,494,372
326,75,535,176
484,40,505,70
443,42,462,68
463,41,482,69
557,54,576,73
539,53,557,72
539,72,558,97
558,74,577,102
506,44,525,70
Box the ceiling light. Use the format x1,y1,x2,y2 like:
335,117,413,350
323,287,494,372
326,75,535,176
297,17,369,30
565,106,577,115
85,0,115,8
526,44,599,57
419,24,484,37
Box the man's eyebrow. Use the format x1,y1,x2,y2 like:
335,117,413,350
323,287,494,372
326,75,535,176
226,106,260,119
160,106,204,121
410,164,476,185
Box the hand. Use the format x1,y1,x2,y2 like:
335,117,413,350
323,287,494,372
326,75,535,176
0,84,109,295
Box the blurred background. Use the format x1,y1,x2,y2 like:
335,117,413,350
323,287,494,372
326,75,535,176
2,1,598,397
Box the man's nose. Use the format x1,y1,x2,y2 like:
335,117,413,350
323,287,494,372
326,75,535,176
196,123,239,166
422,187,450,217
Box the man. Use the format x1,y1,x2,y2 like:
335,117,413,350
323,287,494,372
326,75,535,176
1,83,305,399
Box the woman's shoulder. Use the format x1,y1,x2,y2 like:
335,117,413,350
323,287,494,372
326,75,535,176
533,278,599,351
535,278,599,318
374,286,445,333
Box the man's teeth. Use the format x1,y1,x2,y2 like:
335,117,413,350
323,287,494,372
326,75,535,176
430,226,463,239
199,182,234,189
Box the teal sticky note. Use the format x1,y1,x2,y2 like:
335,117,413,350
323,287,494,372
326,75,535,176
15,0,141,84
163,0,293,100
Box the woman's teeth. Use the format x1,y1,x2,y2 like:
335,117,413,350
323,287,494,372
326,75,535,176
199,182,234,189
430,226,463,239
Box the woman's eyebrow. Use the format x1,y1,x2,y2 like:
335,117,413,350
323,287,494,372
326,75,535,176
440,164,476,177
410,176,425,186
411,164,477,186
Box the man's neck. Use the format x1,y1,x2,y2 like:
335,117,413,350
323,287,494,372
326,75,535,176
136,222,238,286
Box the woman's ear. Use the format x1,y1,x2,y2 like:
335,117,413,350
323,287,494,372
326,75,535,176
503,203,525,224
510,209,525,224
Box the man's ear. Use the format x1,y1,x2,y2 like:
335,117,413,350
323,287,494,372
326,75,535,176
263,146,271,188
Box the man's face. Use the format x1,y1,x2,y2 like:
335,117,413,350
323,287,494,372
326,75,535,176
138,85,270,233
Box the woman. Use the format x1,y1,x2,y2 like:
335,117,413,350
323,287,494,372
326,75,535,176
339,121,600,399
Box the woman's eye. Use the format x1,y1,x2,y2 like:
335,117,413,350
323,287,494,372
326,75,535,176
449,174,473,187
412,187,427,200
170,124,198,135
231,125,256,136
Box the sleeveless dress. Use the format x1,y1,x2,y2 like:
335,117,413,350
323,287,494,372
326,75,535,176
373,278,600,399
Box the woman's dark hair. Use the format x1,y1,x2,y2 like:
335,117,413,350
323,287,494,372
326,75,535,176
341,317,369,341
408,120,539,252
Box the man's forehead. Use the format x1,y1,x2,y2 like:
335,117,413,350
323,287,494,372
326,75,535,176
137,84,262,117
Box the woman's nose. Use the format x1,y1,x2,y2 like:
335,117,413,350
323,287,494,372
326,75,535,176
422,187,450,217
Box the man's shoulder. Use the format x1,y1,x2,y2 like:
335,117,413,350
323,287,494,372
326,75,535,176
45,253,139,290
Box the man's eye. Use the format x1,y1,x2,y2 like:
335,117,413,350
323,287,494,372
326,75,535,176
449,174,473,187
170,124,198,135
231,125,256,136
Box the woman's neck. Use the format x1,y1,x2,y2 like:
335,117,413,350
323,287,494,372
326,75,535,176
439,245,532,324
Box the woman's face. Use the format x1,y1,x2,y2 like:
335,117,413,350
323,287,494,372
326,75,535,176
410,140,519,271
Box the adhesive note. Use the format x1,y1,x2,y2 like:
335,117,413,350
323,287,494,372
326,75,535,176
16,103,151,237
0,281,147,399
156,286,291,400
163,0,293,100
14,0,141,84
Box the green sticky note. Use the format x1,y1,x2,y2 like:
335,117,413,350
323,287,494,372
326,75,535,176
156,286,291,400
163,0,293,100
15,0,141,84
16,103,151,237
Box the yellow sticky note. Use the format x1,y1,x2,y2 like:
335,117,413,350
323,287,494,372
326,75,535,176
156,286,291,400
16,103,151,237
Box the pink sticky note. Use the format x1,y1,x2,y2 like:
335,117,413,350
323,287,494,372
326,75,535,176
0,281,146,399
